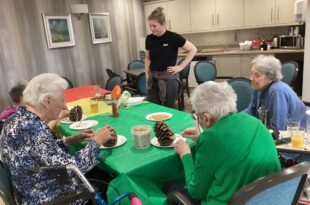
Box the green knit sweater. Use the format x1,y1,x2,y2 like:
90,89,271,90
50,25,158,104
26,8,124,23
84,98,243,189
181,112,281,205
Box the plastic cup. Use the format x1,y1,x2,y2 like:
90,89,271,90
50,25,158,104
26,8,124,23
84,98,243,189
131,125,151,149
291,127,305,148
90,98,98,113
287,119,300,137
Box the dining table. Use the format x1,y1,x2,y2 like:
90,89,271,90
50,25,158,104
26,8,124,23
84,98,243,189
276,131,310,155
59,86,194,205
123,68,145,79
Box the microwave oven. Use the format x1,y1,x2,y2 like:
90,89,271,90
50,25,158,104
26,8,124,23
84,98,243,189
279,35,302,48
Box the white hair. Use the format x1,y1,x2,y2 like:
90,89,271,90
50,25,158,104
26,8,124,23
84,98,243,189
191,81,237,121
23,73,67,108
251,55,283,81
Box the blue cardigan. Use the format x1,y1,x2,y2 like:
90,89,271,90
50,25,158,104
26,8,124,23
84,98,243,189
243,80,306,130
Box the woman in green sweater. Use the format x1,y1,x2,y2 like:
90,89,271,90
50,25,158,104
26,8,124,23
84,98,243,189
169,81,281,205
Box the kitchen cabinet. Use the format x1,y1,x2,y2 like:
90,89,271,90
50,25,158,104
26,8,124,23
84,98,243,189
190,0,243,31
244,0,295,27
213,56,241,78
144,0,190,34
241,55,255,78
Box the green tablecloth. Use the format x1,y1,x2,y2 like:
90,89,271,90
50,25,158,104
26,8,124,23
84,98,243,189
60,103,193,204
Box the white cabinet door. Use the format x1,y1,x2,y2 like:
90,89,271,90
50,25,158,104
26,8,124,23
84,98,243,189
190,0,216,31
216,0,243,29
276,0,295,24
167,0,190,33
244,0,276,27
241,55,255,78
213,55,241,78
144,2,167,35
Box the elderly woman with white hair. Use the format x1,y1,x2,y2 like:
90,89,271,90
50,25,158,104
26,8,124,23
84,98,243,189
165,81,280,205
243,55,306,130
0,73,114,205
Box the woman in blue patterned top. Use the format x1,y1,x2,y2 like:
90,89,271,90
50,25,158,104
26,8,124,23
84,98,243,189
0,73,114,205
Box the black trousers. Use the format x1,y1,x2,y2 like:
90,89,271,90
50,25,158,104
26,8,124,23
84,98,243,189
147,78,179,108
163,182,201,205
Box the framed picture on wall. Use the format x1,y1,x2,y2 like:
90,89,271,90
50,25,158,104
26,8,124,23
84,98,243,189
42,14,75,49
89,13,112,44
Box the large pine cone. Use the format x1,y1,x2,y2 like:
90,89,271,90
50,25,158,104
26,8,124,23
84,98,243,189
103,129,117,147
154,121,175,146
69,106,83,122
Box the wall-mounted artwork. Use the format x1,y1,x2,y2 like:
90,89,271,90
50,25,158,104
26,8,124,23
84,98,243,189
89,13,112,44
42,14,75,49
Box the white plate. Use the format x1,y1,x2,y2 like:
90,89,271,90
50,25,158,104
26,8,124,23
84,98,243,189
69,120,99,130
100,135,126,149
126,97,145,106
151,134,186,148
145,112,173,121
60,115,87,124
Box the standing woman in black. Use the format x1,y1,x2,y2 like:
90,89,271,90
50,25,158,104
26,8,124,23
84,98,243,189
145,7,197,108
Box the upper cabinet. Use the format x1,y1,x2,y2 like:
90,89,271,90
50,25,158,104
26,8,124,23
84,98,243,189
144,0,297,34
144,0,190,35
190,0,243,32
244,0,295,27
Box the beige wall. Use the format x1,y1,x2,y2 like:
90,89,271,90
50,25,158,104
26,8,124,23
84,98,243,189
0,0,145,110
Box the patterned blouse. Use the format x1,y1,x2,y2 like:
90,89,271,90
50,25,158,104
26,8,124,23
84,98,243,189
0,107,99,205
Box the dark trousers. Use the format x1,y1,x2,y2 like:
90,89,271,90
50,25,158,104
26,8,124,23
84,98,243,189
163,182,201,205
147,78,179,108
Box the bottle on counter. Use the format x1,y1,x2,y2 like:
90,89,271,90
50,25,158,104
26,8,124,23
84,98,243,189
111,85,122,118
260,40,268,51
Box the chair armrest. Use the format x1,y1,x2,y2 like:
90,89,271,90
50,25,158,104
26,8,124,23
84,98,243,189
166,191,193,205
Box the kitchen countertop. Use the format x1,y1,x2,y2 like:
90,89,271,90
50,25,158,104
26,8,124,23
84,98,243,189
178,48,304,57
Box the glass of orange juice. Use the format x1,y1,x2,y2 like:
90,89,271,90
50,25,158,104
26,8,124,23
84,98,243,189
90,98,99,113
291,127,305,148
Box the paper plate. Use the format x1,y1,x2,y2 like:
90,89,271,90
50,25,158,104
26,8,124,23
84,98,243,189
145,112,172,121
151,134,186,148
69,120,99,130
100,135,126,149
60,115,87,124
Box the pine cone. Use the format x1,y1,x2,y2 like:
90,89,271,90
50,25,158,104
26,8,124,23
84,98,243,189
103,129,118,147
154,121,175,146
69,106,83,122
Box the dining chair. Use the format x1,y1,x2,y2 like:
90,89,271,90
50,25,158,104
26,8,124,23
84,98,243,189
61,76,74,88
105,75,122,91
177,58,191,97
228,162,310,205
194,61,217,84
167,162,310,205
227,77,253,112
136,72,147,96
0,160,16,205
281,61,299,88
127,60,145,70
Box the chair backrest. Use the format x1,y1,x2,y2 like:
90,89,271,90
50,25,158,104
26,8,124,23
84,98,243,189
227,77,253,112
127,60,145,70
105,75,122,91
106,68,117,78
136,72,147,96
0,161,16,205
177,58,190,80
194,61,217,84
61,76,74,88
281,61,299,87
228,162,310,205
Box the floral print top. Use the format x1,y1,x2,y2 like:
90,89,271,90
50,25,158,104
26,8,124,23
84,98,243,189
0,107,99,205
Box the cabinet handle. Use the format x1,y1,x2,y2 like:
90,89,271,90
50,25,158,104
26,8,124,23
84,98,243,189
217,14,219,27
270,8,273,23
212,15,214,27
277,7,280,22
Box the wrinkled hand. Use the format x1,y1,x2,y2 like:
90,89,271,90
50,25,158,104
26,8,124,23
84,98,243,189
65,129,94,144
174,139,191,158
167,65,182,74
182,127,199,142
58,109,70,120
92,125,114,146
